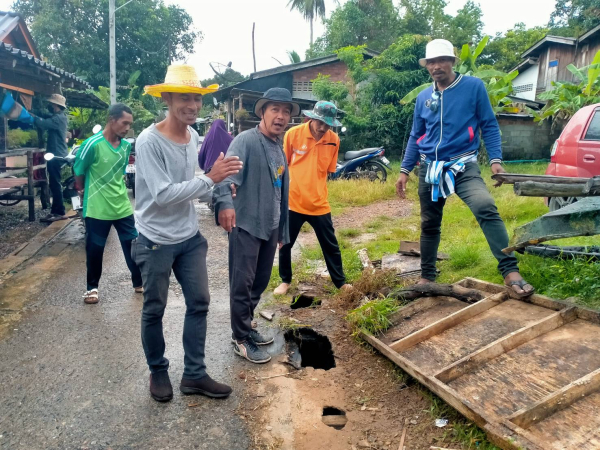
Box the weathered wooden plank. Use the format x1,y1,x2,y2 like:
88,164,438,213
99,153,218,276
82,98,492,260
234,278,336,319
458,277,600,324
513,181,600,197
504,197,600,253
389,292,506,352
508,367,600,429
491,173,592,185
361,332,547,450
434,307,577,383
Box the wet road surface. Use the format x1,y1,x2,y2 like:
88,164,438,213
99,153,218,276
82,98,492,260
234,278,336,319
0,202,252,449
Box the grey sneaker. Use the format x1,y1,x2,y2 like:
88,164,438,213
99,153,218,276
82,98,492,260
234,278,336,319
250,329,274,345
233,339,271,364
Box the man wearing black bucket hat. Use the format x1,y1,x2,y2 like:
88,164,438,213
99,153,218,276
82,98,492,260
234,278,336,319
274,101,352,296
214,87,299,364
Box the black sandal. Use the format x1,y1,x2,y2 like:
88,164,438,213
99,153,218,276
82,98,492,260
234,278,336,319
505,279,535,299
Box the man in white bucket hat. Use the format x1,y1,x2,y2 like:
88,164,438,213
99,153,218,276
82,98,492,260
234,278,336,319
133,64,243,403
396,39,535,300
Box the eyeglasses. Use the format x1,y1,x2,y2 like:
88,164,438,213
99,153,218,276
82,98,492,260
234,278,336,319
426,91,440,112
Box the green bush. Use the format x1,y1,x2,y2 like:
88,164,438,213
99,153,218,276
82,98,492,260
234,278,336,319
7,128,37,149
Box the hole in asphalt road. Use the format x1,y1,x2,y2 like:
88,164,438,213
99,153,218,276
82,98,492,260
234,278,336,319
284,328,335,370
321,407,347,430
290,294,321,309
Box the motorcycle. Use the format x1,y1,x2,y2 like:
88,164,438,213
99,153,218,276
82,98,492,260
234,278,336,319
328,146,391,183
124,137,136,198
43,146,81,211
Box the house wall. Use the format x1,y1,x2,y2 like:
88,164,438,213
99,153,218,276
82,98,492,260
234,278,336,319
498,115,560,160
536,44,577,93
574,35,600,67
291,61,349,100
512,65,539,101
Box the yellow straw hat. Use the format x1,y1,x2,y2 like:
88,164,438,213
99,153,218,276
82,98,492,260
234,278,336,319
144,64,219,97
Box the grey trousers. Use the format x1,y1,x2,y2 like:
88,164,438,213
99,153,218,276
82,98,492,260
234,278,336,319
133,232,211,380
418,162,519,281
229,227,278,342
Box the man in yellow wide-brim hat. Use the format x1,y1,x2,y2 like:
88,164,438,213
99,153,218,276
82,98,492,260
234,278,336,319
133,64,243,403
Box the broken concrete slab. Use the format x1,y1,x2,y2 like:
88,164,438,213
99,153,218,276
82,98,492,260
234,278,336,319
259,310,274,321
381,253,421,274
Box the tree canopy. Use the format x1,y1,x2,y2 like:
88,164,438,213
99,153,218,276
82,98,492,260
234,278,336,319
549,0,600,36
12,0,199,89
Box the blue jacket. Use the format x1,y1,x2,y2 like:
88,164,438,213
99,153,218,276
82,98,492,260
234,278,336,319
400,74,502,175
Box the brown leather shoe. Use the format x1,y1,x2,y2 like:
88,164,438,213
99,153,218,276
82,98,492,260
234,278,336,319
149,371,173,402
179,375,232,398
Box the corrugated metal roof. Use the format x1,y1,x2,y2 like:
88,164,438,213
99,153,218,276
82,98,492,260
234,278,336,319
0,11,40,58
0,42,90,90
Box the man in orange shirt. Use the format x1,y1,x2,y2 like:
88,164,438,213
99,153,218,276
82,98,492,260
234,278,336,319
274,101,352,295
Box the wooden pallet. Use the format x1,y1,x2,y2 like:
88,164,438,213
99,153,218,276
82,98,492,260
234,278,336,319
361,278,600,450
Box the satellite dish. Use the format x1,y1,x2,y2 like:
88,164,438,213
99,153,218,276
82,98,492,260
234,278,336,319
341,127,347,133
210,61,236,82
92,124,102,134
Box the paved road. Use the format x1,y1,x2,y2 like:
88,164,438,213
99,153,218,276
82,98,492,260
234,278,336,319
0,202,251,449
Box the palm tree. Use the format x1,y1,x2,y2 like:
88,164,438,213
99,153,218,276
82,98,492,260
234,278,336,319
287,0,326,46
287,50,302,64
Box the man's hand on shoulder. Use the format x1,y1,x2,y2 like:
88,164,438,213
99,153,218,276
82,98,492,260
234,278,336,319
218,208,236,232
206,152,243,184
491,162,505,187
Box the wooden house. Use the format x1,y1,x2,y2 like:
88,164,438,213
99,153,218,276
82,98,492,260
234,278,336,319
213,49,378,134
512,24,600,101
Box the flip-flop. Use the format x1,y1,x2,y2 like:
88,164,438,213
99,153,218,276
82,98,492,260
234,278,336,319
505,279,535,299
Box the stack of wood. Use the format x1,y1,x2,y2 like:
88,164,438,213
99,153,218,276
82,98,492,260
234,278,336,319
491,173,600,197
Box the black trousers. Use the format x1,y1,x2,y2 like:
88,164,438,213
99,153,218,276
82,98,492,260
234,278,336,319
229,227,278,342
47,159,65,216
85,215,142,291
279,211,346,288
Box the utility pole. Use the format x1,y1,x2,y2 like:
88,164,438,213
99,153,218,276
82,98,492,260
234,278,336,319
109,0,116,104
109,0,135,105
252,22,257,73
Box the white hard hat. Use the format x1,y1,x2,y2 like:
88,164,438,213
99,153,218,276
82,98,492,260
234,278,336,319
419,39,457,67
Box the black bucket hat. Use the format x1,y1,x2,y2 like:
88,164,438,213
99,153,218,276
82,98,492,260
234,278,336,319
253,88,300,118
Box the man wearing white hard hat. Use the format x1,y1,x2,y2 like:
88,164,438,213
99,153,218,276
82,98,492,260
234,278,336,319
396,39,535,299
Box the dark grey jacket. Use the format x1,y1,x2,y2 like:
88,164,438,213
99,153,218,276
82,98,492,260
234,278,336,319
34,111,68,157
213,127,290,245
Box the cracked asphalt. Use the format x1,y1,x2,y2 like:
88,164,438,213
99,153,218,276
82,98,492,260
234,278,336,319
0,202,252,450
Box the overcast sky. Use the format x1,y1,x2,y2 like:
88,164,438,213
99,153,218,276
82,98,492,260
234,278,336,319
0,0,557,80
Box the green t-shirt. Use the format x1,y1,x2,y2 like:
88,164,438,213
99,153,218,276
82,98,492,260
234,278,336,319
74,132,133,220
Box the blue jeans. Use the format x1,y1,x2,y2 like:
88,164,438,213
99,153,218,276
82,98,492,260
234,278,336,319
133,232,210,380
418,162,519,281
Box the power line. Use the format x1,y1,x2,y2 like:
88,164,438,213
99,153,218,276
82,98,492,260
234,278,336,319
116,25,169,55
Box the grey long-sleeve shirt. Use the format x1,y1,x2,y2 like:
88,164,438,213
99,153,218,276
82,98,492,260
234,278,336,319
213,127,290,245
34,111,68,157
134,124,213,245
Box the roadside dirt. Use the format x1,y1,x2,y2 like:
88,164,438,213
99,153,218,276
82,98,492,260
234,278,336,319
0,199,48,259
299,198,413,247
238,285,472,450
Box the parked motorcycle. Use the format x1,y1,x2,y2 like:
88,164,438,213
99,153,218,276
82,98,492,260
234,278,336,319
124,137,136,198
328,146,391,182
44,147,80,210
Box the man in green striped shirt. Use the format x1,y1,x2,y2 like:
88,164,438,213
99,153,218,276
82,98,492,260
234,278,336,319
74,103,142,304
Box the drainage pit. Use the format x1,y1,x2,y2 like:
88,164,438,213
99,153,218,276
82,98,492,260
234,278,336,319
291,294,321,309
284,327,335,370
321,407,347,430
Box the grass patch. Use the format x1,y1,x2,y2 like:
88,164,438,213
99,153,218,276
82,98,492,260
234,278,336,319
421,390,500,450
346,297,401,335
338,228,362,238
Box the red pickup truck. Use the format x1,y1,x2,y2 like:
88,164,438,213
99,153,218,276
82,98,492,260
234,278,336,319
545,103,600,210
